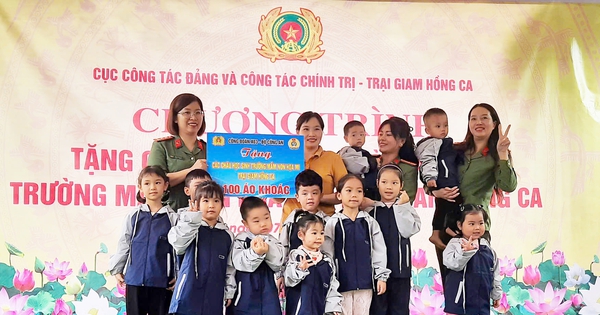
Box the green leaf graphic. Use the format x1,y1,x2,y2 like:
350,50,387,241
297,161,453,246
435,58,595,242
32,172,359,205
515,255,523,269
99,243,108,254
0,263,16,288
531,241,547,254
5,242,24,257
594,254,599,264
26,291,55,314
507,285,530,306
34,257,46,273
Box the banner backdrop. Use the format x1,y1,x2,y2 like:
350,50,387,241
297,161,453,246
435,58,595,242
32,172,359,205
1,1,600,314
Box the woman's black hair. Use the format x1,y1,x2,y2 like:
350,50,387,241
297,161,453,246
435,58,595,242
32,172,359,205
294,211,324,233
378,117,418,164
136,166,169,203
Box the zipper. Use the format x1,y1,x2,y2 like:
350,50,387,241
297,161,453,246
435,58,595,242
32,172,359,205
176,273,187,300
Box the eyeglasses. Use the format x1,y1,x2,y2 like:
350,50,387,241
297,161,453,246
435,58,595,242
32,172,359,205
178,110,204,118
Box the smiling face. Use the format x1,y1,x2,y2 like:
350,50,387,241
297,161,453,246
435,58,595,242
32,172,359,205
458,211,486,240
337,177,364,210
242,206,273,235
295,185,322,213
138,173,168,203
377,123,405,155
298,117,323,152
298,221,325,252
176,101,203,136
468,106,497,141
377,169,403,203
198,196,222,225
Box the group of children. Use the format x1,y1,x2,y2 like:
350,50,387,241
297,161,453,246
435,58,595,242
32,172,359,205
108,107,502,315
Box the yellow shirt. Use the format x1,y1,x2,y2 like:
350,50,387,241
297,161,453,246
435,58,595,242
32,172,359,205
281,146,348,222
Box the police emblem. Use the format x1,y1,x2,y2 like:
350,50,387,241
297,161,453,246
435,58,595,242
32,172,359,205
257,7,325,63
212,136,225,146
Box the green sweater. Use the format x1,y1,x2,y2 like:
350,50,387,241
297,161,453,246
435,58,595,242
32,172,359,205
458,152,517,216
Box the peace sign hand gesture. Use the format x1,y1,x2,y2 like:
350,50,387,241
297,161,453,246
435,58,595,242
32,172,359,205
298,255,313,271
497,123,511,160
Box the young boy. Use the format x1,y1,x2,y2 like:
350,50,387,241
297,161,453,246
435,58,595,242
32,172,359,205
229,197,284,315
415,108,461,250
338,120,378,198
178,169,212,212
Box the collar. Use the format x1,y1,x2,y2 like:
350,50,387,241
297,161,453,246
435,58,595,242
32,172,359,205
200,215,228,230
309,146,324,158
138,203,172,214
173,135,205,150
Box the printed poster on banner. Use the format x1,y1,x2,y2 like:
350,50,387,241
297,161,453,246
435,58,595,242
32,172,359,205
207,133,304,197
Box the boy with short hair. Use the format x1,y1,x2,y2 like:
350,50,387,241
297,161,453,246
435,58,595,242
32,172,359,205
179,169,212,212
338,120,378,198
415,108,461,250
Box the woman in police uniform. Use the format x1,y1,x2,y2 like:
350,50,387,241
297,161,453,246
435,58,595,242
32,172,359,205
147,93,208,211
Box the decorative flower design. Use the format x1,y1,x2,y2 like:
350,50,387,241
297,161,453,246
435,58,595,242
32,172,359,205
79,262,89,276
579,281,600,315
412,249,427,270
570,293,583,308
524,282,572,314
0,288,33,315
72,289,118,315
495,292,510,314
523,265,541,286
498,255,516,277
409,285,445,315
65,277,82,295
431,272,443,293
51,299,73,315
43,258,73,282
551,250,565,266
13,269,35,292
564,263,591,288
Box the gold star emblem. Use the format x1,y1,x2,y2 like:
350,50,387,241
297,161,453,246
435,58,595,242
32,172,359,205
284,25,298,40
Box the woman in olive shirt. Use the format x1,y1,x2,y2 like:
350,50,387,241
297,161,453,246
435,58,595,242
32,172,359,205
433,103,517,278
147,93,208,211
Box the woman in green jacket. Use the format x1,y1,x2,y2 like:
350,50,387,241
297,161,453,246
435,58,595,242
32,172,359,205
432,103,517,279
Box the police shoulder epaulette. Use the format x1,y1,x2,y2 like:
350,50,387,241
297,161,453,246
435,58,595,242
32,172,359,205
153,135,175,142
197,139,206,151
399,158,417,167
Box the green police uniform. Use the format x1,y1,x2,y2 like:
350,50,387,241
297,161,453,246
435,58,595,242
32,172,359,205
398,159,418,204
147,135,207,211
458,152,517,226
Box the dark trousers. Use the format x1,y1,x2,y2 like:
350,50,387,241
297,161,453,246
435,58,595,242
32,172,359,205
125,284,172,315
369,277,410,315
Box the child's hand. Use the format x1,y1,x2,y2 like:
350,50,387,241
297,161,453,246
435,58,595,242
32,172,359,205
493,299,500,308
461,236,479,251
167,277,176,290
398,191,410,205
251,237,269,255
298,255,313,271
225,299,232,307
189,199,199,212
115,273,125,286
376,280,387,295
427,179,437,188
277,277,285,295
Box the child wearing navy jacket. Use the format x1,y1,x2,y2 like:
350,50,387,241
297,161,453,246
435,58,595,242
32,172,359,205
285,212,342,315
322,174,391,315
168,181,236,315
108,166,177,315
230,197,284,315
443,204,501,315
367,164,421,315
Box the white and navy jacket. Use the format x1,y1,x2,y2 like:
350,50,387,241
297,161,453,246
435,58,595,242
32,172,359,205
230,231,284,315
167,211,236,315
285,248,343,315
415,137,460,189
278,209,330,278
108,204,178,288
366,201,421,278
322,210,390,292
443,237,502,315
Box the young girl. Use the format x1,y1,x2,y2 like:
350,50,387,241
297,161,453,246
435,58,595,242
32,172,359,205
367,164,421,315
168,181,236,315
108,166,177,315
323,174,390,315
285,212,342,315
230,197,284,315
443,204,501,315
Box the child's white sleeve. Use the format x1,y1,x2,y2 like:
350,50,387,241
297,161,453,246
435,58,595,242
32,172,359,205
369,217,391,281
224,231,237,300
278,221,293,278
264,235,285,273
168,211,203,255
284,250,310,287
414,138,442,184
394,203,421,238
491,253,503,301
443,238,476,271
231,233,266,272
324,258,343,314
321,218,337,259
108,210,136,275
